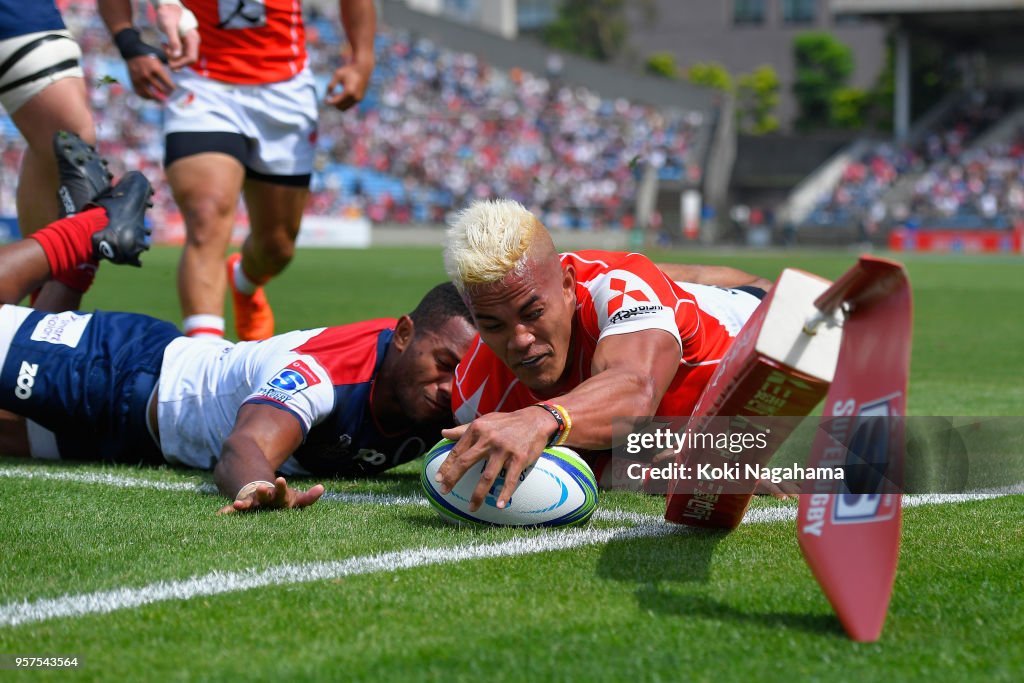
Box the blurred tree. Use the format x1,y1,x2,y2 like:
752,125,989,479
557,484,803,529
688,62,734,92
645,52,679,79
542,0,655,62
737,64,780,134
831,86,868,128
793,32,854,130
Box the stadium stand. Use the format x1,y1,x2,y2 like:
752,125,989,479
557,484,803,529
0,2,708,236
801,91,1024,234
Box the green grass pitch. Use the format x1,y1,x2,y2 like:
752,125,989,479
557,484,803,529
0,246,1021,682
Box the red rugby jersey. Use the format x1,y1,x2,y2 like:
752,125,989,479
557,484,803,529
452,251,744,424
187,0,307,84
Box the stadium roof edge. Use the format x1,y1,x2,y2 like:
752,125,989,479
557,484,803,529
378,0,716,113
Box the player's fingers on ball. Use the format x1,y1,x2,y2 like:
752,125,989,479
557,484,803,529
441,424,468,440
496,459,527,509
438,440,480,492
217,502,237,515
470,456,504,512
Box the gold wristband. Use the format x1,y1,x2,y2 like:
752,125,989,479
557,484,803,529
552,404,572,446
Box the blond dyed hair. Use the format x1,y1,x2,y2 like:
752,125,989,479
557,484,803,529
444,199,547,293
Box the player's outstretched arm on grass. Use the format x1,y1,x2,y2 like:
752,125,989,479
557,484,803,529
325,0,377,110
439,328,681,511
214,404,325,514
656,263,773,291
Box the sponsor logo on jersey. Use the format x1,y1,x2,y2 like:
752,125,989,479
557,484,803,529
30,312,92,348
607,277,650,316
15,361,38,400
255,386,293,404
609,304,664,324
267,360,322,394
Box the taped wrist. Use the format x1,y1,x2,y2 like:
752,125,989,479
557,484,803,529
114,28,164,62
235,480,275,501
148,0,199,36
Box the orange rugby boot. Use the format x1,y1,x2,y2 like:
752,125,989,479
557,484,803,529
226,252,274,341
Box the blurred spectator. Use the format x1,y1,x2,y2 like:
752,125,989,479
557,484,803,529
804,92,1023,232
1,5,703,234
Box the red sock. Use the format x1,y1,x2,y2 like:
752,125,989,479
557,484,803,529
28,208,108,280
54,260,99,294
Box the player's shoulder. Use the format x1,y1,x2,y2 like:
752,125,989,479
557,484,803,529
290,318,397,386
562,250,662,282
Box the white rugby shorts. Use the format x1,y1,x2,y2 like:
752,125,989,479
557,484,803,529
164,65,319,177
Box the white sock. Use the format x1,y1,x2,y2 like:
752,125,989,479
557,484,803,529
232,260,260,296
183,314,224,338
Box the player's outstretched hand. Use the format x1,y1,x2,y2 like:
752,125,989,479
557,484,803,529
438,407,554,512
218,477,325,514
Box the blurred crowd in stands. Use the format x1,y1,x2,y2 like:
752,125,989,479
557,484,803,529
0,2,703,232
806,92,1024,232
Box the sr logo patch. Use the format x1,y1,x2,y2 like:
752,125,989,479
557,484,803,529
267,360,322,394
832,395,901,524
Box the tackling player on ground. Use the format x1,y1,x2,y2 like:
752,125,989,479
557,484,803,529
0,134,474,515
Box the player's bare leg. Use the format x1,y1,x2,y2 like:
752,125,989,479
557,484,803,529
227,179,308,341
0,410,30,458
166,153,245,338
11,77,97,311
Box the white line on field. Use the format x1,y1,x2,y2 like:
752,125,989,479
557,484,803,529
0,465,657,521
0,465,426,506
2,484,1019,629
2,464,1021,523
0,523,672,628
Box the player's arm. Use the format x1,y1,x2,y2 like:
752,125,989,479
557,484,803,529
656,263,773,291
326,0,377,110
98,0,178,100
213,404,325,514
150,0,200,70
439,329,681,511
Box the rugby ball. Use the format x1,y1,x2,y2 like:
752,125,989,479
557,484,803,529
420,438,598,527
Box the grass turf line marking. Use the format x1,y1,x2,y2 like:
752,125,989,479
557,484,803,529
0,524,671,628
0,465,659,522
2,465,1021,524
2,487,1020,629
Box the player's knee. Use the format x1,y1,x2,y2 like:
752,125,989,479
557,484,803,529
180,194,238,242
253,230,296,267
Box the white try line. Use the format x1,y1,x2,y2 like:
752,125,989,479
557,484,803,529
2,464,1022,525
1,483,1020,629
